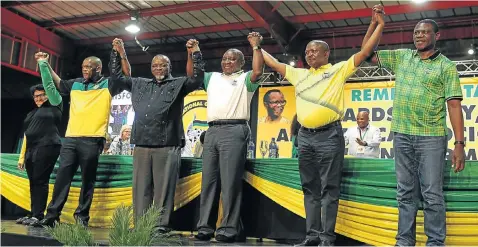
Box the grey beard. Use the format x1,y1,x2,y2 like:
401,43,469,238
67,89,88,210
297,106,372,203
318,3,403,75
155,75,165,81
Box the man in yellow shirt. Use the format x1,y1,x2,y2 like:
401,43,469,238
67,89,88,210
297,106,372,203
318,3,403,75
261,6,385,246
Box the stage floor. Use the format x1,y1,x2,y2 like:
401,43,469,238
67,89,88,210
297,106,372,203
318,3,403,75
1,220,290,246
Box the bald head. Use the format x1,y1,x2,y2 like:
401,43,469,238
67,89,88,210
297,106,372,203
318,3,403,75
221,48,245,75
356,111,370,129
152,54,170,63
151,54,171,81
84,56,102,67
307,40,330,52
225,49,244,63
305,40,330,69
81,56,102,81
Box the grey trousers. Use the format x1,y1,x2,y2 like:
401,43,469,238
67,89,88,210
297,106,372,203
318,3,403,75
298,124,345,243
197,123,249,238
132,146,181,228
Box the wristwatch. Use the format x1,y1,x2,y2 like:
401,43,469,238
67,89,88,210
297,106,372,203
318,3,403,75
191,51,202,60
253,46,261,51
454,141,466,147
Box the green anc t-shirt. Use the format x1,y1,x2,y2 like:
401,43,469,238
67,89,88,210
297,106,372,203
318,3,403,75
376,49,462,136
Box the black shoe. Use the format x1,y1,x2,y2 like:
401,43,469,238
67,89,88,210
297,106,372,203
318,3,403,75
194,232,213,241
156,226,172,234
16,216,30,224
22,217,39,225
27,217,42,226
215,234,235,243
294,239,320,246
319,240,334,246
32,218,59,227
75,218,88,228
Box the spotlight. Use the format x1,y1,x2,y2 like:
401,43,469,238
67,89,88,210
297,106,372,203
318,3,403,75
125,16,140,34
468,44,476,55
289,61,296,66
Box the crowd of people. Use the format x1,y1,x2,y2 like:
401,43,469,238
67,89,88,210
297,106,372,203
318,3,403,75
14,4,466,246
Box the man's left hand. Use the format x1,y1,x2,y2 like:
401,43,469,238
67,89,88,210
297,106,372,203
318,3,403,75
355,138,366,146
248,32,263,47
186,39,200,54
452,145,465,173
112,38,126,56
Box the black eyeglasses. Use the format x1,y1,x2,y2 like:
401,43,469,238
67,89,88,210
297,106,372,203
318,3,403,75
268,100,287,106
33,93,46,99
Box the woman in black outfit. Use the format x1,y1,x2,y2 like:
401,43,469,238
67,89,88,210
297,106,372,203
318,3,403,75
16,84,62,226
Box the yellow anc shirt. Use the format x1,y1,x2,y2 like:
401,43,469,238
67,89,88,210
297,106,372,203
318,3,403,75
285,55,357,128
59,78,123,137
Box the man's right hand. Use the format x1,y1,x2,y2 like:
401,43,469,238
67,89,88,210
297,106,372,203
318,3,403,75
17,162,25,171
35,52,49,63
112,38,126,56
375,10,385,26
372,5,385,25
186,39,200,54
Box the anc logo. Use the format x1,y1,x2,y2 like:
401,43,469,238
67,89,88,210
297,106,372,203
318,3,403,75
182,100,208,157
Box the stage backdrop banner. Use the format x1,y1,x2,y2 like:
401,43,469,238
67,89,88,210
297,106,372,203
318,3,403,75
254,78,478,160
342,77,478,161
182,90,208,157
256,86,297,158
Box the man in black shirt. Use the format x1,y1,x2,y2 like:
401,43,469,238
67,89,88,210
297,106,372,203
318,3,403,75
110,38,205,233
16,83,62,226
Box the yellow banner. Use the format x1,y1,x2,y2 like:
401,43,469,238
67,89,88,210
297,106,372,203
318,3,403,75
256,86,297,158
182,90,209,157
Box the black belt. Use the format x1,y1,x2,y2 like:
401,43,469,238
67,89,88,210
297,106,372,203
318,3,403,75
208,119,247,127
301,120,341,133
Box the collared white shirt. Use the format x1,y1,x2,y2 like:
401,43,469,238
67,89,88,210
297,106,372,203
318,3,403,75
344,124,382,158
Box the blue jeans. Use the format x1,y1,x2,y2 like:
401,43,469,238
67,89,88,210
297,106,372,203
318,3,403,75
393,133,447,246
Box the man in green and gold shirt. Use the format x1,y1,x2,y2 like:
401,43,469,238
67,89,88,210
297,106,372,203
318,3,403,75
261,6,385,247
369,19,465,246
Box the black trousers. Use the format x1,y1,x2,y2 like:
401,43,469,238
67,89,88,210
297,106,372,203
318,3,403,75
298,123,345,243
25,145,61,219
45,137,104,223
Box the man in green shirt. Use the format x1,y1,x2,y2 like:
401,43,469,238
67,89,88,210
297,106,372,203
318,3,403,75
368,19,465,246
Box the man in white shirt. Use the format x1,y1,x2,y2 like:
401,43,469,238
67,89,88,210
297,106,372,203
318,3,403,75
186,32,265,243
344,111,382,158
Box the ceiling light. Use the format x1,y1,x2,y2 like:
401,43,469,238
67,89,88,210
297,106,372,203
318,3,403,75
468,44,476,55
125,16,140,34
413,0,427,3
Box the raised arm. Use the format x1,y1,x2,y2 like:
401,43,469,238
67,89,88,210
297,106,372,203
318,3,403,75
186,43,194,78
110,39,134,92
112,38,131,76
261,49,287,77
354,6,385,67
183,39,205,94
363,5,384,65
35,52,62,106
33,52,62,89
247,32,265,82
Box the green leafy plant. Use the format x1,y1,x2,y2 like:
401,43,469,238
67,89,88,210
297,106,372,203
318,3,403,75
45,222,96,246
109,204,182,246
